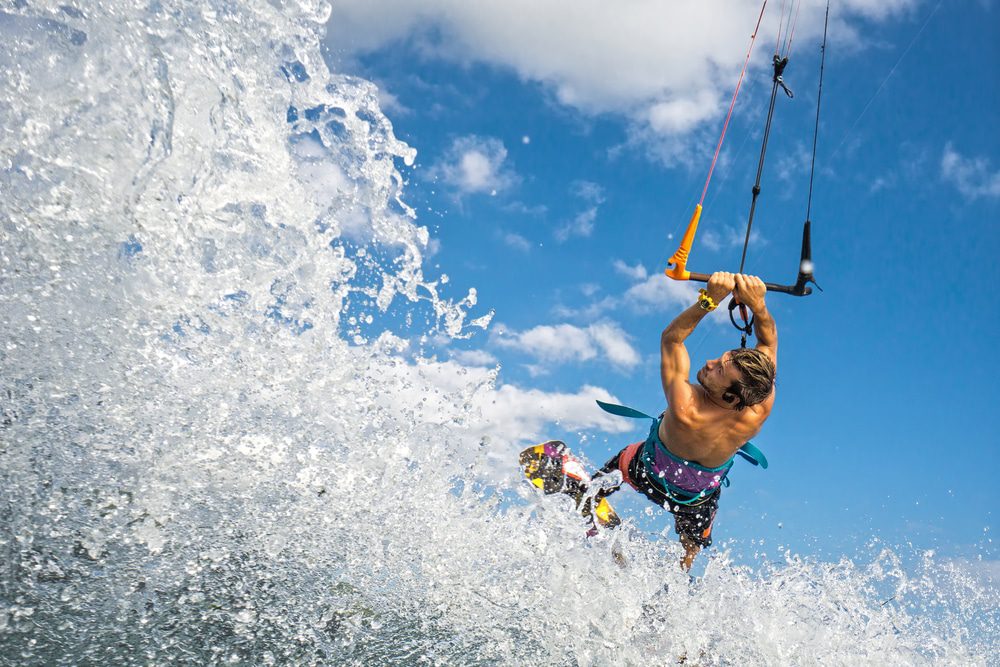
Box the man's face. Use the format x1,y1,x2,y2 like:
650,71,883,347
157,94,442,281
697,351,744,398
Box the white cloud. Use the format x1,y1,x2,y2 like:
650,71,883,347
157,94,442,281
484,383,635,441
451,349,499,366
504,200,548,216
327,1,916,165
430,135,518,196
571,180,606,204
522,363,550,379
623,272,701,313
555,207,597,241
554,269,733,326
869,175,893,194
425,237,442,258
699,224,766,253
775,141,812,189
940,143,1000,199
700,230,723,252
502,232,532,252
374,82,409,116
612,259,648,281
839,0,918,21
588,322,642,368
556,180,605,241
494,320,640,370
551,297,616,321
369,354,634,457
645,89,719,135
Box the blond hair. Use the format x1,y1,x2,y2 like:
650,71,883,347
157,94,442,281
726,348,775,410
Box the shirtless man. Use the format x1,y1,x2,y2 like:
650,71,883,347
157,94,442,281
596,272,777,569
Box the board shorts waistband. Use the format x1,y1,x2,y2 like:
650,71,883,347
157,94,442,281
616,442,644,489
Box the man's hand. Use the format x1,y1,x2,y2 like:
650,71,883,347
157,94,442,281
734,274,767,313
706,271,736,304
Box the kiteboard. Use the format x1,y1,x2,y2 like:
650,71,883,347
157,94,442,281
518,440,621,531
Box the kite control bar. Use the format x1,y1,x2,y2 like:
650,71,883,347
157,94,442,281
684,271,812,296
664,205,818,296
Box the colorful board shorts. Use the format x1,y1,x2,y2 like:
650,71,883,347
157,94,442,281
597,443,720,548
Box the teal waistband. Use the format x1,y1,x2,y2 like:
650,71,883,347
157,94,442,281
596,399,769,469
640,420,735,473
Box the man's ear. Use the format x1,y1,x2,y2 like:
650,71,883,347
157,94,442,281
722,391,739,406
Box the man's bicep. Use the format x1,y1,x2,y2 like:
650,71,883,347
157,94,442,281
756,342,778,371
660,341,693,398
660,339,690,380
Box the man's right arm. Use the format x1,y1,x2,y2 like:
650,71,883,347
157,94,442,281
734,274,778,368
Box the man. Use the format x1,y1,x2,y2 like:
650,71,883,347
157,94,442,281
594,272,777,570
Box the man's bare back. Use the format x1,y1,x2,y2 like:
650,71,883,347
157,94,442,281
660,388,774,468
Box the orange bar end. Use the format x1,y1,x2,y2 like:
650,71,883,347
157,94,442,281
665,204,702,281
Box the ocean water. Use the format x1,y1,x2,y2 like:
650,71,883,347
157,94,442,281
0,2,995,665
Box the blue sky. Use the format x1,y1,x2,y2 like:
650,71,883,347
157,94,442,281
322,0,999,564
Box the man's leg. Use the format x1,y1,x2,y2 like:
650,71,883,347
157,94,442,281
679,535,701,571
670,490,720,571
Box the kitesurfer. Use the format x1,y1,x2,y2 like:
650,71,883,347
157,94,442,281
594,272,776,570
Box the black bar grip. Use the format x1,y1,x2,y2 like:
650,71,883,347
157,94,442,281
685,271,812,296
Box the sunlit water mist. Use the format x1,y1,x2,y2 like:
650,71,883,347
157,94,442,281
0,2,994,665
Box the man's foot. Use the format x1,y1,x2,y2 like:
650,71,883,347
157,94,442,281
611,543,628,568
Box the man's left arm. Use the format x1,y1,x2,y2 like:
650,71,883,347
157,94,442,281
734,274,777,370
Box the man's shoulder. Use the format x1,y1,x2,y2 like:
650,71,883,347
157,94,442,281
666,397,734,434
756,390,776,418
738,395,774,432
665,387,716,424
